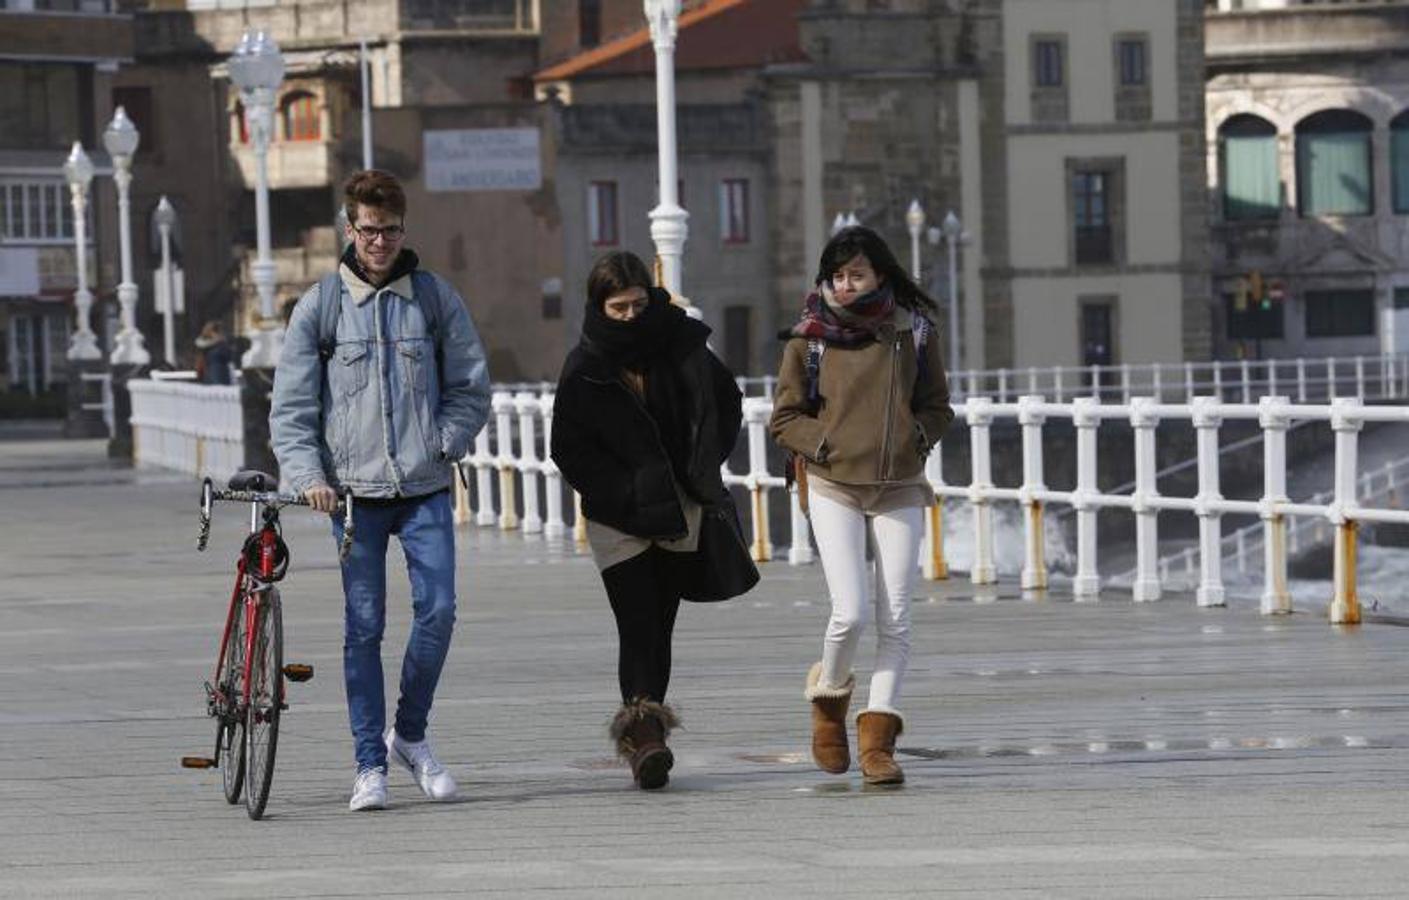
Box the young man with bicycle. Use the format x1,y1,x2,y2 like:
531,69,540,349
271,170,491,811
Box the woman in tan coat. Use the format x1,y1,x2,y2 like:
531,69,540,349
770,226,953,785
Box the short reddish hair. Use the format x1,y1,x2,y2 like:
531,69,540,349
343,169,406,222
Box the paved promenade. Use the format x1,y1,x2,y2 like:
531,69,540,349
2,435,1409,898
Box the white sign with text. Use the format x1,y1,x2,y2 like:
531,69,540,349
424,128,541,192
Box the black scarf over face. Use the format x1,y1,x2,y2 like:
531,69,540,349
582,287,707,491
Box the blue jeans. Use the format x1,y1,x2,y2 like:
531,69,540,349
331,490,457,771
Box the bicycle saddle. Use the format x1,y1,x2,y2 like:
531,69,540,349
228,470,277,492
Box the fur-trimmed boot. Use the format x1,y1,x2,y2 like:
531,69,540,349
609,698,680,790
804,661,854,774
856,710,905,785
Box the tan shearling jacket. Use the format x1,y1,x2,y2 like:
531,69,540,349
770,310,953,484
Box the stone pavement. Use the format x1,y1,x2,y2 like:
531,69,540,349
2,437,1409,898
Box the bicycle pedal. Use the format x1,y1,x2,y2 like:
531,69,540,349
283,663,314,682
180,757,217,769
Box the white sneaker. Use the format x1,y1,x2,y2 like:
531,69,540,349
386,728,458,801
349,767,387,811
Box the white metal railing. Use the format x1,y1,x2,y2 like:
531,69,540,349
737,354,1409,404
453,389,1409,626
128,379,243,483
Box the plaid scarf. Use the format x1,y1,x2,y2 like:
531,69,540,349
785,281,896,346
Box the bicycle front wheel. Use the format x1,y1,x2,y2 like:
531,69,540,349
218,600,248,805
244,588,283,820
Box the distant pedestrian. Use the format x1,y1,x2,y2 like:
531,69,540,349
770,226,953,785
194,321,233,385
550,251,746,790
270,169,492,811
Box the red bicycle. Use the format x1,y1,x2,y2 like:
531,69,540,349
180,470,354,820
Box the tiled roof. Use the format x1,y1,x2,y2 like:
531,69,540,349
534,0,806,82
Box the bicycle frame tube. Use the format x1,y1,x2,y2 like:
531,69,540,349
239,524,281,707
211,556,248,692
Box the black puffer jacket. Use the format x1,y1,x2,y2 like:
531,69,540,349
550,315,743,540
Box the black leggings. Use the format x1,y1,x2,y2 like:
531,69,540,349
601,546,682,704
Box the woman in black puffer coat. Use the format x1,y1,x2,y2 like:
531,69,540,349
550,251,743,790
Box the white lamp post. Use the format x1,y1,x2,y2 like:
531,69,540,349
154,195,178,366
941,210,963,373
229,28,286,369
103,106,150,366
644,0,690,303
905,198,925,281
63,142,101,361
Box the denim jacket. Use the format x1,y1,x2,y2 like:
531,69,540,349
270,264,491,499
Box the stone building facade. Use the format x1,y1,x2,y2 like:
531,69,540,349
1206,0,1409,360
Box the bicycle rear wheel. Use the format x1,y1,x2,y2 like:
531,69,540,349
244,588,283,820
218,600,248,805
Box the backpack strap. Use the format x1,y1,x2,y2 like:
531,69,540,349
315,271,342,361
410,270,446,384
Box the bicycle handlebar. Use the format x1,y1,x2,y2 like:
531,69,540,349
198,478,356,563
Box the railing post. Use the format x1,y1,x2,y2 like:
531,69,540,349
1213,364,1224,402
1259,396,1292,615
1267,359,1277,398
742,398,773,562
1120,364,1131,404
1130,396,1161,602
539,391,566,539
1355,356,1365,401
788,482,814,566
573,491,587,544
514,391,543,535
1072,397,1101,599
1152,365,1163,401
492,390,519,530
1018,395,1047,591
1054,367,1065,403
967,397,997,585
472,427,497,526
1027,367,1039,396
1327,357,1336,401
1184,361,1195,402
1191,396,1224,608
452,453,472,525
1329,398,1363,625
998,368,1009,403
1240,358,1251,403
1296,357,1307,402
921,449,948,579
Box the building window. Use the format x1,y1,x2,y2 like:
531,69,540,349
1295,109,1373,217
1392,110,1409,214
579,0,601,48
0,61,81,152
1224,293,1284,341
1116,38,1146,86
720,178,749,244
1305,289,1375,337
588,180,618,246
1395,286,1409,310
1220,114,1279,221
1080,299,1116,368
282,91,319,141
0,179,84,243
724,305,751,376
1033,39,1063,87
1072,170,1113,265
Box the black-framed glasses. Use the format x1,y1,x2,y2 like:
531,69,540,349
350,223,405,242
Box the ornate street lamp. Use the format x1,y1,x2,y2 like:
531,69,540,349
229,28,286,369
103,106,150,366
154,195,178,366
644,0,690,308
63,142,100,361
905,198,925,282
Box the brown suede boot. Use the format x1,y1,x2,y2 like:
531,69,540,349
609,698,680,790
804,661,854,774
856,710,905,785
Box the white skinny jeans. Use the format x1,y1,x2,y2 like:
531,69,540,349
808,491,924,713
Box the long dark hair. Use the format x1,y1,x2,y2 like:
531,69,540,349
815,226,939,314
586,251,653,309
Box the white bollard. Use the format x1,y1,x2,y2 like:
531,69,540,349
1018,395,1048,591
787,484,814,565
1130,396,1161,602
742,398,773,562
472,428,497,526
514,391,543,535
540,391,566,539
492,391,519,530
1191,396,1225,608
966,397,997,585
1071,397,1101,599
1329,398,1362,625
921,448,947,580
1259,396,1292,615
